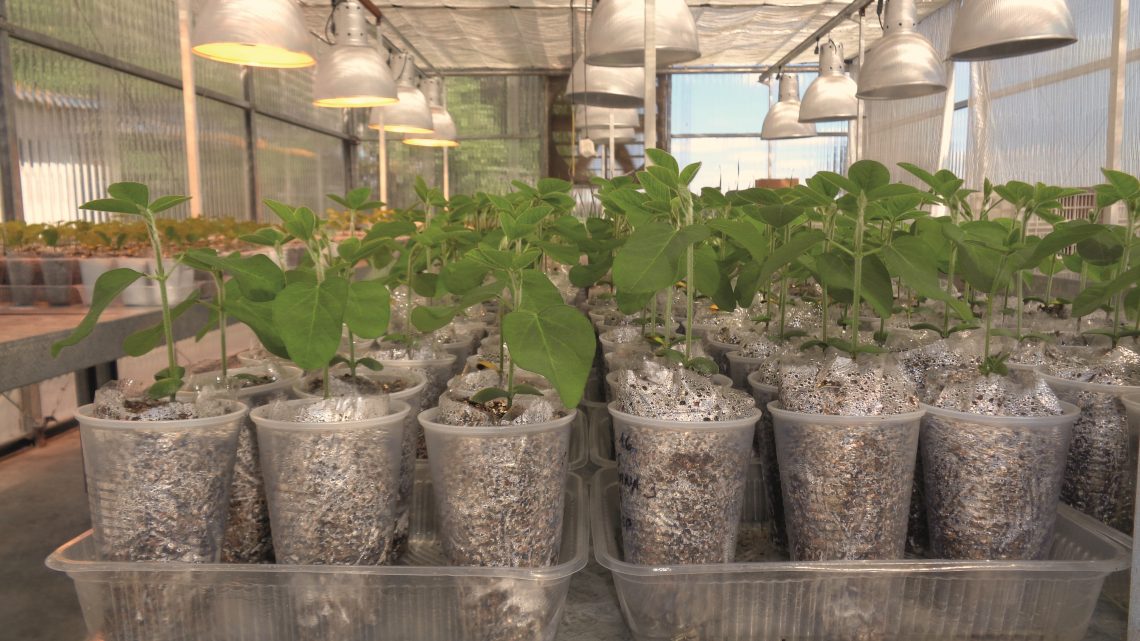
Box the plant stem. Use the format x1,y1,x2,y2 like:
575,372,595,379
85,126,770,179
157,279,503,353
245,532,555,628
1112,210,1136,337
682,189,695,360
348,332,357,378
213,271,227,380
850,194,867,359
145,213,179,400
323,365,331,399
983,294,995,362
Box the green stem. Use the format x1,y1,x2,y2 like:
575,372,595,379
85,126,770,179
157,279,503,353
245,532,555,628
323,365,331,399
213,272,227,380
1112,210,1136,337
682,190,695,360
850,194,867,359
348,332,357,379
983,294,995,362
146,213,178,400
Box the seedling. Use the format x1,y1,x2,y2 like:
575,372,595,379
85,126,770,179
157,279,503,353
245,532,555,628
52,183,193,399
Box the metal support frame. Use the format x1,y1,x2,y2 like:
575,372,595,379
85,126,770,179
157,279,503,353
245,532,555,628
242,68,261,221
758,0,876,84
177,0,203,218
0,13,359,222
0,1,24,221
1106,0,1129,174
644,0,657,153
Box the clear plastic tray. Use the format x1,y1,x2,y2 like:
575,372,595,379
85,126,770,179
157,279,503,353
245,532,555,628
47,468,586,641
592,467,1128,641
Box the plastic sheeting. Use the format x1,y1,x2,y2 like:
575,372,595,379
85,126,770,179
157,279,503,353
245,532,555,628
299,1,951,72
966,1,1115,189
860,2,956,186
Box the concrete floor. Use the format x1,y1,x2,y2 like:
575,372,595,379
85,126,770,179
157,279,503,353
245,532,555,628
0,428,88,641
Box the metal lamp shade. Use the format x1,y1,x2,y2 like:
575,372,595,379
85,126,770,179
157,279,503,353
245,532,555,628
369,86,433,133
574,106,640,129
800,41,858,123
404,79,459,147
949,0,1077,61
192,0,315,68
585,0,701,67
856,0,947,100
579,127,638,144
566,57,644,109
403,109,459,147
313,2,397,108
761,75,816,140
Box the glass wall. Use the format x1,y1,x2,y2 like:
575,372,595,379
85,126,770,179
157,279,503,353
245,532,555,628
671,72,848,192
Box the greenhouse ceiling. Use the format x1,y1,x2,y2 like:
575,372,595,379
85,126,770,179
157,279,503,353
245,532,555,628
297,0,952,73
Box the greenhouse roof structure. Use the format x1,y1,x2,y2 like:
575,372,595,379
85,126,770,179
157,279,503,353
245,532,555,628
298,0,953,72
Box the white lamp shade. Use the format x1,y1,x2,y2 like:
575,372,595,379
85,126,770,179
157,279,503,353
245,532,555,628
949,0,1077,61
799,41,858,123
566,56,645,109
761,75,816,140
574,106,640,129
192,0,315,68
856,0,947,100
585,0,701,67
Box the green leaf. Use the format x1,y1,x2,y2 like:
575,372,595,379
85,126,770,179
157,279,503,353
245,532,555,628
537,177,572,194
263,199,296,226
519,271,565,314
148,195,191,214
344,280,390,338
686,357,718,376
1020,221,1107,269
754,204,805,228
1072,265,1140,318
1102,169,1140,200
411,272,441,298
513,383,545,397
470,388,511,404
411,305,459,333
817,171,860,195
122,291,200,357
849,160,891,192
272,277,348,370
860,254,894,319
569,259,611,288
357,357,384,371
880,236,973,320
1076,228,1125,266
366,220,417,240
227,297,290,359
680,162,702,186
107,182,149,207
645,148,680,174
51,268,147,357
538,242,582,265
503,304,595,408
441,259,489,295
612,222,710,294
221,253,285,302
708,218,768,262
758,229,826,284
79,198,141,216
147,377,184,399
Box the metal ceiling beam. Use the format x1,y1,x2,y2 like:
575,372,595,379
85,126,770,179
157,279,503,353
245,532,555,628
757,0,876,84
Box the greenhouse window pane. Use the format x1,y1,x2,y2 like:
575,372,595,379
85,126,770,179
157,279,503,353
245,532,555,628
448,139,542,196
252,64,344,133
672,74,769,135
255,117,345,215
12,41,189,223
673,136,847,192
446,76,545,138
199,98,250,220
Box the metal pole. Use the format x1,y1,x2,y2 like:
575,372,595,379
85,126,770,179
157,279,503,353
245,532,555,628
177,0,203,218
241,67,260,221
608,111,615,179
378,127,388,204
1106,0,1129,175
936,62,956,171
856,8,865,163
0,0,24,221
442,147,450,199
643,0,657,154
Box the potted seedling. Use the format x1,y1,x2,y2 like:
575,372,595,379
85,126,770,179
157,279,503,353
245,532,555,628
765,161,928,562
601,150,760,566
908,206,1089,558
174,247,302,563
37,223,82,305
413,177,594,570
214,198,415,573
52,183,247,566
1039,169,1140,533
